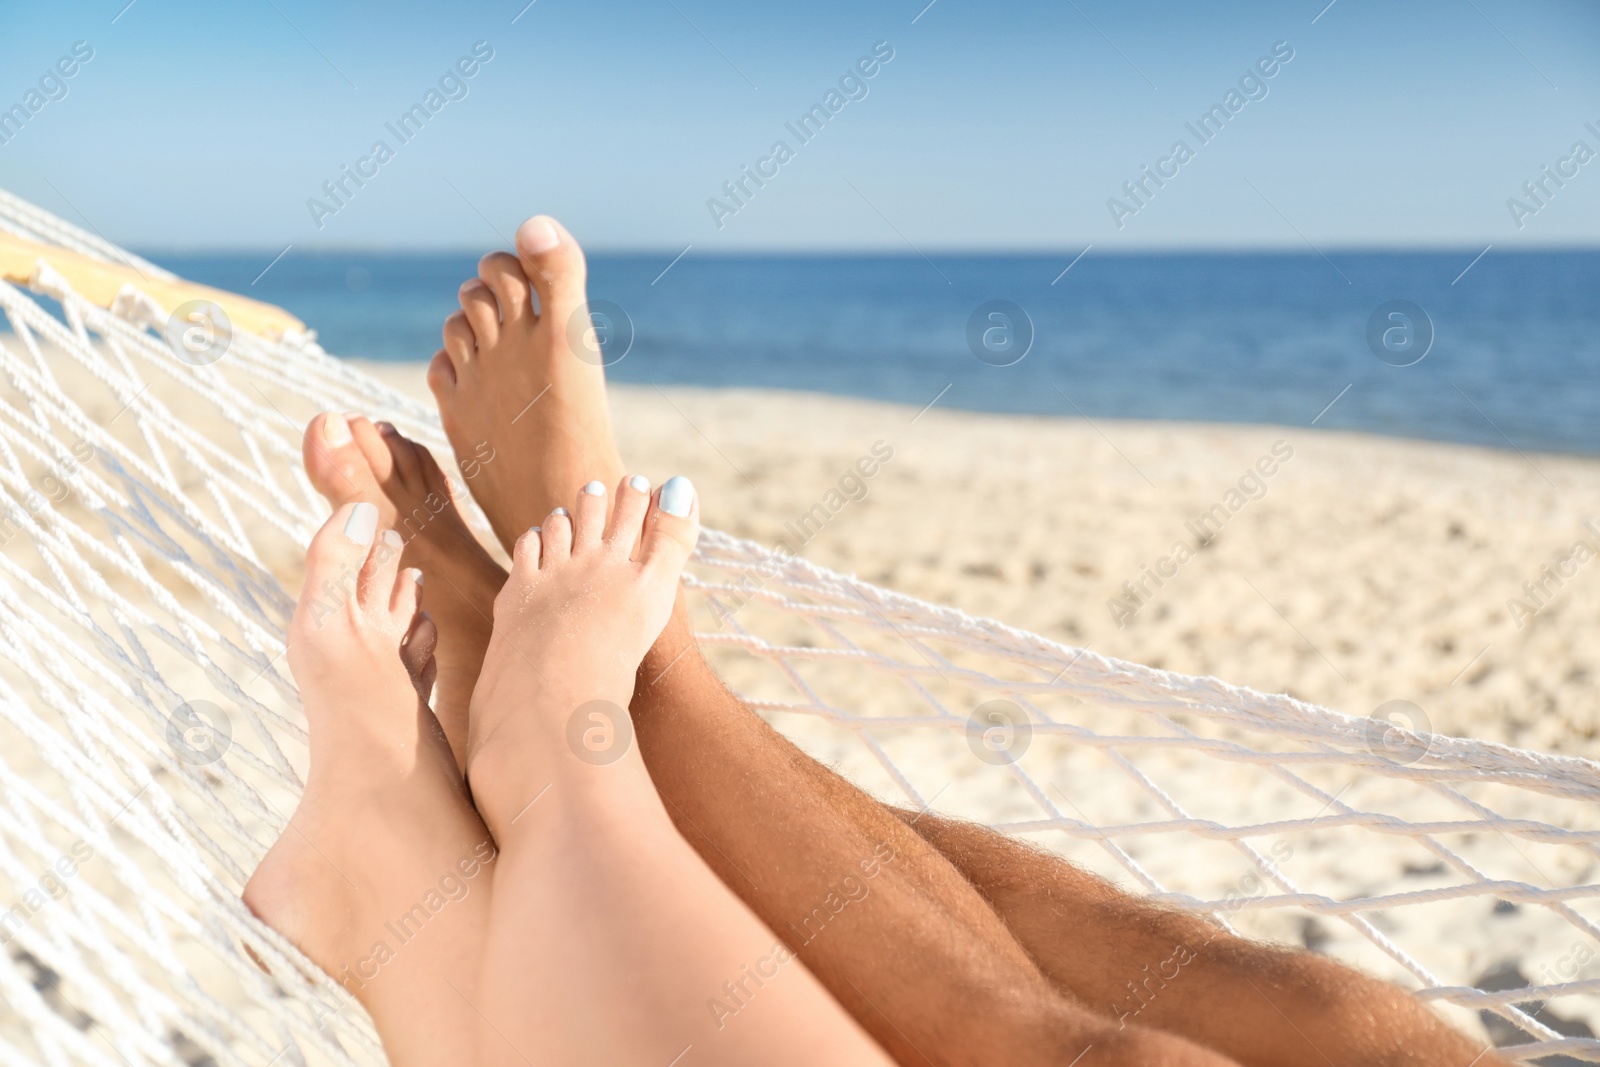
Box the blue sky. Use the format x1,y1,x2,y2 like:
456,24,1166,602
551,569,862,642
0,0,1596,250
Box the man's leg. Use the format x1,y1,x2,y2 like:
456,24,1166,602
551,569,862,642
424,217,1236,1067
893,812,1511,1067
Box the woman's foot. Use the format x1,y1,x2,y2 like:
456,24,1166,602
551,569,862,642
243,502,493,1066
300,411,507,768
465,473,700,836
427,215,626,552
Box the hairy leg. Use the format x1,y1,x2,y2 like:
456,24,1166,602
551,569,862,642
892,811,1511,1067
428,218,1237,1067
467,476,893,1067
244,502,494,1066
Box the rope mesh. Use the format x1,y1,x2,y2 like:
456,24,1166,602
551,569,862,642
0,192,1593,1065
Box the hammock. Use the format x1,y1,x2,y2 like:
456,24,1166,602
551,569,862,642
0,187,1594,1066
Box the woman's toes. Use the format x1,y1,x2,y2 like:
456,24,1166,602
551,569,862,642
295,502,380,631
391,565,424,618
640,476,700,575
604,475,651,555
302,412,380,506
442,310,477,366
358,529,406,614
477,251,533,325
399,609,438,698
510,527,542,576
540,507,573,563
514,215,586,330
571,479,607,551
458,279,501,350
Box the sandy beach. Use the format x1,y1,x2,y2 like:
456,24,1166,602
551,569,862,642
355,362,1599,760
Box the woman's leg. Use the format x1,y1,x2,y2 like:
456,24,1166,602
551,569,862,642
244,502,494,1066
465,476,894,1067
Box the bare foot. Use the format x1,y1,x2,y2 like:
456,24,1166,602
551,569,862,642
427,215,625,552
244,502,493,1067
466,473,699,835
300,411,506,768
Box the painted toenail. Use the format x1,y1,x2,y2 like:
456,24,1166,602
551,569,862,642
381,529,403,552
344,502,378,545
628,475,650,493
529,526,541,533
582,480,606,497
517,216,560,254
410,568,424,586
552,507,569,517
659,476,695,518
323,413,352,446
375,420,397,435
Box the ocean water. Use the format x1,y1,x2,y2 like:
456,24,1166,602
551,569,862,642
156,249,1600,456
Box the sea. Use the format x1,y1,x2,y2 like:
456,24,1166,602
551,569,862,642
155,249,1600,456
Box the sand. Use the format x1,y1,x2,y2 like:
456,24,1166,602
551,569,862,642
355,362,1600,760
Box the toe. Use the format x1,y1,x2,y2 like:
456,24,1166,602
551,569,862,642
391,565,424,618
640,476,700,579
427,348,457,394
540,508,572,563
399,608,438,698
571,479,607,552
442,310,476,366
376,421,426,491
346,415,398,485
477,251,533,324
510,527,542,577
515,216,586,330
458,279,501,350
295,501,382,630
358,529,406,614
302,412,379,507
604,475,651,557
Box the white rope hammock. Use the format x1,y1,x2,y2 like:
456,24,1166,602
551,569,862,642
0,190,1594,1065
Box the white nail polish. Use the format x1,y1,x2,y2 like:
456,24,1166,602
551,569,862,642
344,502,378,545
628,475,650,493
382,529,403,551
582,480,606,497
659,476,695,518
552,507,569,517
529,526,542,533
412,569,424,586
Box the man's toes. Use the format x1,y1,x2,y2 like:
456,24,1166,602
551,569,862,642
346,415,398,486
458,279,501,350
427,349,458,395
604,475,651,556
442,310,477,366
571,480,607,551
514,215,586,332
477,251,533,324
302,412,379,506
375,422,426,490
640,476,700,577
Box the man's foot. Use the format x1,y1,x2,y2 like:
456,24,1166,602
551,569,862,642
243,502,493,1066
465,473,700,836
300,411,507,767
427,215,626,552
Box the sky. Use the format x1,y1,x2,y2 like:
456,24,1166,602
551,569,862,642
0,0,1597,251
